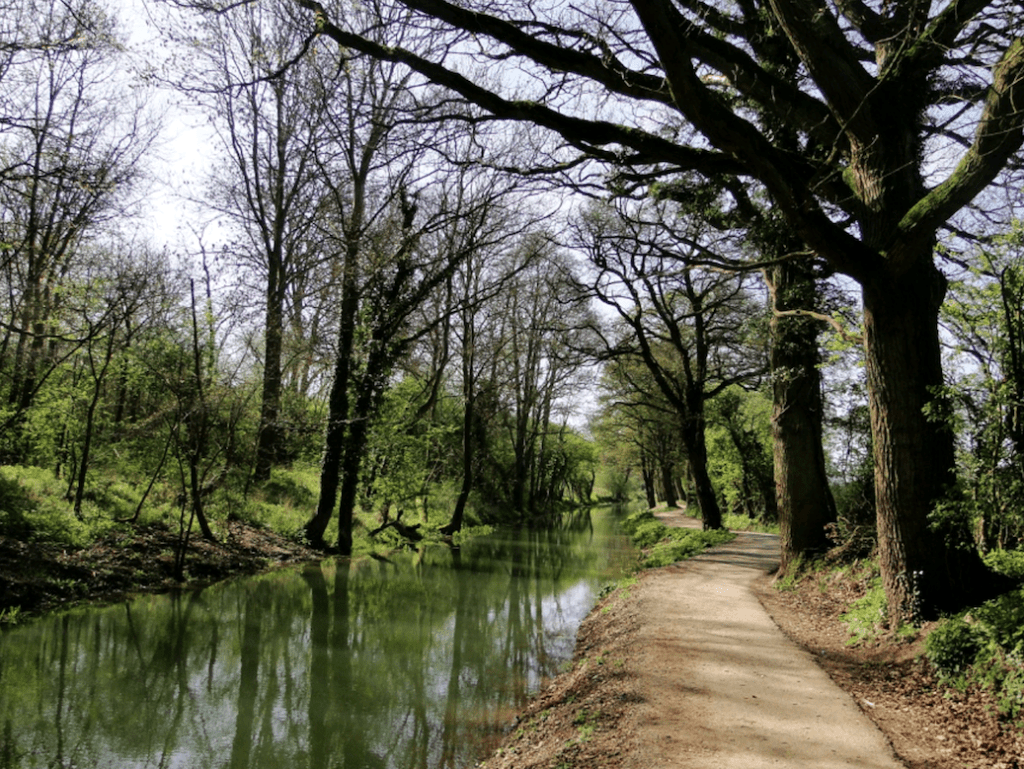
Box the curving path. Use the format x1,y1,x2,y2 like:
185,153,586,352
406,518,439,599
627,510,906,768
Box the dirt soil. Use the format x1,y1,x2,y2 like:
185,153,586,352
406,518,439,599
479,511,1024,769
0,520,321,621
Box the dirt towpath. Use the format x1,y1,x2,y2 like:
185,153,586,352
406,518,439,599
629,510,905,769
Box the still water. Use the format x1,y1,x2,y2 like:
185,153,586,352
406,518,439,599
0,507,635,769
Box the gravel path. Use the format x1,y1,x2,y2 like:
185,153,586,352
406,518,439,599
628,511,906,768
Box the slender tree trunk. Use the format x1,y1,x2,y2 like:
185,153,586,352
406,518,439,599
660,462,678,508
682,415,722,530
72,341,114,517
306,256,359,548
187,280,216,542
642,464,657,509
254,262,286,483
767,261,836,570
442,388,474,536
306,351,348,548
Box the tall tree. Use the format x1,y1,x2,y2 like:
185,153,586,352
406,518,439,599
491,240,596,516
296,17,517,551
765,252,838,568
295,0,1024,621
429,171,540,534
185,0,326,482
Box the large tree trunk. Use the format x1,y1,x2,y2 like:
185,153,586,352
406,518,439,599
862,260,995,622
767,261,836,571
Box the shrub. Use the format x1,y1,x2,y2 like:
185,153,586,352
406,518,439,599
631,520,671,549
924,588,1024,721
0,466,93,546
973,589,1024,654
620,509,656,536
619,509,735,567
984,549,1024,580
643,528,734,568
924,616,985,682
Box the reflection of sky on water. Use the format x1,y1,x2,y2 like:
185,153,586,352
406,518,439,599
0,508,635,769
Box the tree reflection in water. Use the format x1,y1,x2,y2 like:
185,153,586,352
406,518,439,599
0,507,634,768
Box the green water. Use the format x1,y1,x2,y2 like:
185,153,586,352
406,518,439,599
0,507,635,768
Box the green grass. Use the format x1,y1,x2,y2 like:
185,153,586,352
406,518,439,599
620,509,736,568
721,511,779,534
840,572,887,645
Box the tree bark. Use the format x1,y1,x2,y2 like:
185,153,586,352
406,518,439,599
642,464,656,509
862,259,993,620
660,462,678,508
305,240,360,548
767,261,836,571
682,414,722,530
253,261,286,483
442,383,475,536
305,331,350,549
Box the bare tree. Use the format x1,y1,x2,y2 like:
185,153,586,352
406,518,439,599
182,0,329,482
0,0,155,458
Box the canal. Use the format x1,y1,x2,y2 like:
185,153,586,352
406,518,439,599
0,506,635,768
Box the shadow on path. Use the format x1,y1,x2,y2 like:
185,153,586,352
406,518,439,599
630,509,905,769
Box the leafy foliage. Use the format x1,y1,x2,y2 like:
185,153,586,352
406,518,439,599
0,466,100,547
924,576,1024,721
840,572,888,646
706,387,775,523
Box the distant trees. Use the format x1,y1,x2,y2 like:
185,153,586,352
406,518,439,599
943,223,1024,551
479,241,596,517
575,200,767,530
594,357,686,510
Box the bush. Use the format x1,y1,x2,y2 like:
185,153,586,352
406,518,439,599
642,528,734,568
620,509,656,535
924,616,985,682
924,588,1024,721
984,549,1024,580
0,466,93,546
631,520,672,549
619,510,735,568
973,589,1024,654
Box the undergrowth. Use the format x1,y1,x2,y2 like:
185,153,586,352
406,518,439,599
840,571,888,645
721,511,779,534
924,550,1024,722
